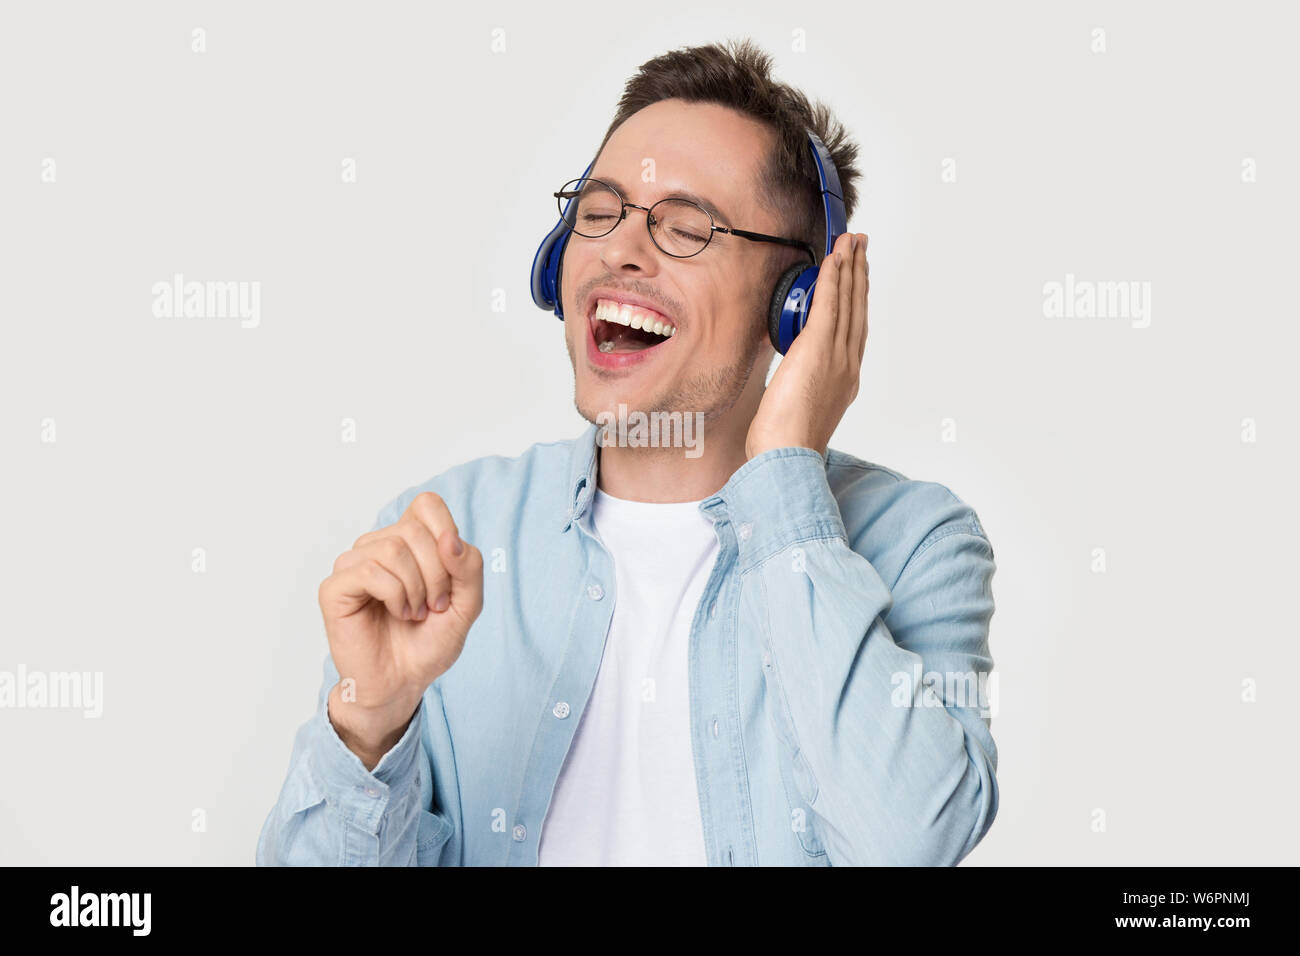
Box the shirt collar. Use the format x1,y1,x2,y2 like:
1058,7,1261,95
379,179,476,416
561,422,601,533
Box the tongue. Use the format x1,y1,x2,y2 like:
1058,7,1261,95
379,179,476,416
603,322,662,352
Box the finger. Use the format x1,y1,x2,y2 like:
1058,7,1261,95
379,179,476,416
804,240,842,351
853,233,869,362
407,492,460,547
351,491,459,554
338,532,445,619
320,558,407,623
407,491,465,612
434,530,484,628
388,517,451,614
348,535,428,620
836,233,855,355
350,492,463,615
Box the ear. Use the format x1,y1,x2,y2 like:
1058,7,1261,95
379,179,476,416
772,243,812,282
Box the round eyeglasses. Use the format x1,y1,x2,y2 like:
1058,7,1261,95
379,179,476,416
554,178,817,262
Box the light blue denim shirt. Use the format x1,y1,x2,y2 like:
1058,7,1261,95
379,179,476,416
257,424,999,866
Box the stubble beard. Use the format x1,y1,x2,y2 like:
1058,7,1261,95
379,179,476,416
567,320,769,428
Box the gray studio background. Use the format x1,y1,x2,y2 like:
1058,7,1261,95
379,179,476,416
1,0,1296,865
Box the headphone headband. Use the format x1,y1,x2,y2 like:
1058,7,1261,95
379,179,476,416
805,129,848,263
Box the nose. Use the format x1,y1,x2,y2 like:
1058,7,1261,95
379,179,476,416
598,204,661,277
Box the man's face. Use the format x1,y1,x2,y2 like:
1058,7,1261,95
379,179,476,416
562,98,794,428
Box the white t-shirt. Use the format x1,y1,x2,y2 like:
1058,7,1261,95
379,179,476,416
537,486,719,866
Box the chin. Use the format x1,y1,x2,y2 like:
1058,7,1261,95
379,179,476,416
575,388,633,424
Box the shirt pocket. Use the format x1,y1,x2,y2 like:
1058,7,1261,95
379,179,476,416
775,742,828,860
753,574,828,860
415,808,452,864
761,664,827,860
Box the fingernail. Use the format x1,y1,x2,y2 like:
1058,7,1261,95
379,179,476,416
401,602,412,619
452,534,464,557
415,603,428,621
433,592,450,613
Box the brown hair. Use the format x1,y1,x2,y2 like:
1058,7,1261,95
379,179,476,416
594,37,861,277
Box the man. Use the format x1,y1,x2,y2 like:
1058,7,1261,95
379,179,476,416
257,38,998,866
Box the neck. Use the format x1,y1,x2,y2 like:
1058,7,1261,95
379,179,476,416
595,423,748,503
594,362,767,502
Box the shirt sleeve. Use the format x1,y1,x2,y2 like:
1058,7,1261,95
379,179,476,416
255,651,433,865
256,499,458,866
724,447,999,866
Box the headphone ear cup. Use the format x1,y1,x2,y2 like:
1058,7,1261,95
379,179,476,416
531,216,573,319
555,246,565,320
768,263,812,354
554,233,574,321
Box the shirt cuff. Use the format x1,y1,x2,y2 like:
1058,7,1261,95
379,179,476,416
308,692,425,836
714,446,847,566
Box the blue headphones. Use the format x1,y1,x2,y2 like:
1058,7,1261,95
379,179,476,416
530,128,848,355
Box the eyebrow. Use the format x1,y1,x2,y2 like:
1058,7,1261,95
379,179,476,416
594,175,732,226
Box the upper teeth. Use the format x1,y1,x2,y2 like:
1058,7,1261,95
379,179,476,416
594,299,677,337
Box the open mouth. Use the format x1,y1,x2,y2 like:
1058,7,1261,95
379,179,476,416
589,298,678,354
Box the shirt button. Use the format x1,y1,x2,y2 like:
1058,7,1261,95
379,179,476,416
512,824,527,842
762,652,772,669
587,583,604,600
737,522,753,542
553,701,570,719
711,717,720,738
363,786,380,798
708,601,717,619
